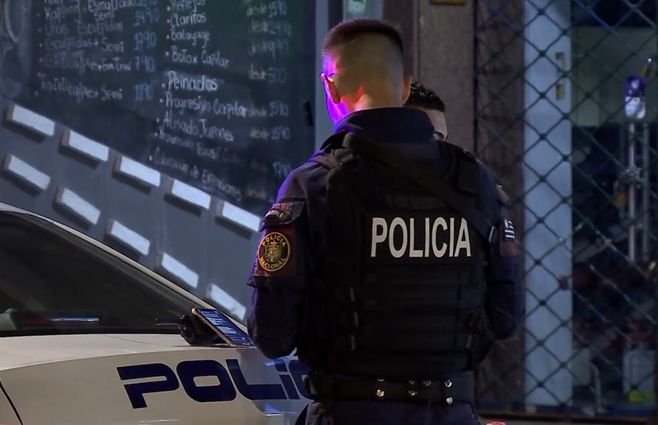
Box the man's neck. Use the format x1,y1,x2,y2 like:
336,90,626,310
349,93,403,112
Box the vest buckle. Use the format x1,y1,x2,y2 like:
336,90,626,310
336,287,356,303
407,380,418,398
336,335,356,352
466,334,476,350
337,311,359,328
375,378,386,398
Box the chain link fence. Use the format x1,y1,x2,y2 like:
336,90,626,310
475,0,658,420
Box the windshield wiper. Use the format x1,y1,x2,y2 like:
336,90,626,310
155,317,182,329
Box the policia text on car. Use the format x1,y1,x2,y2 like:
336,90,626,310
246,19,523,425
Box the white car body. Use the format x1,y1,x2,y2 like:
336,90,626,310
0,204,309,424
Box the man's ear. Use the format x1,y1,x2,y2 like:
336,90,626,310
321,73,341,104
401,75,412,103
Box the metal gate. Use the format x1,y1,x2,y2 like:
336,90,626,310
475,0,658,420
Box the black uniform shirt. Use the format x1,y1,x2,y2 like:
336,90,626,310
247,107,522,359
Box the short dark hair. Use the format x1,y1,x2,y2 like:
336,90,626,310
323,18,404,55
406,81,446,112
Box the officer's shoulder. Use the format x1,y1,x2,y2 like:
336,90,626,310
285,150,330,179
440,144,508,213
440,142,488,192
442,142,485,174
275,152,329,198
443,141,477,161
463,155,507,207
442,143,492,180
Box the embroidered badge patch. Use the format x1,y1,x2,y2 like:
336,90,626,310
257,232,290,272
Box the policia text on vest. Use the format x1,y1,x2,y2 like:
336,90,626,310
369,214,473,261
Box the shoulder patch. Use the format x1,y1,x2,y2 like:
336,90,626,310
257,231,290,272
253,227,296,277
502,218,515,241
499,218,520,256
262,201,304,228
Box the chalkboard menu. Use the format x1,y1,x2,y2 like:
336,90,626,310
19,0,315,215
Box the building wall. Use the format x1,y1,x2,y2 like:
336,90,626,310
384,0,475,151
418,1,475,152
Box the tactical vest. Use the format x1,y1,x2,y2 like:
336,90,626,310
297,133,492,380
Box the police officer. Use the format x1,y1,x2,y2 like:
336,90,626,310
247,19,523,425
406,80,449,142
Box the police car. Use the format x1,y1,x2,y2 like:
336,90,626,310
0,203,308,425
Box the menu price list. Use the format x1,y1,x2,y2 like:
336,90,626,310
30,0,311,214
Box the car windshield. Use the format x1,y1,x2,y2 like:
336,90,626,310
0,211,202,336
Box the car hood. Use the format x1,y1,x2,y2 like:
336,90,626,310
0,333,209,370
0,334,309,425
